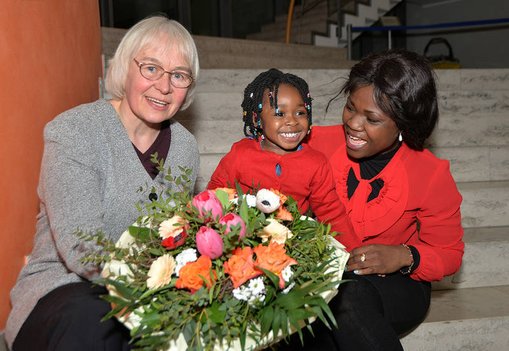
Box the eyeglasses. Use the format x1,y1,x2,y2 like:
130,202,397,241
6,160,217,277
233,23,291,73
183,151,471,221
133,58,193,88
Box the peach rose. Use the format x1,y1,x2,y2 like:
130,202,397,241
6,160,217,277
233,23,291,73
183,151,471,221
176,255,216,292
259,218,293,244
254,242,297,288
223,247,262,288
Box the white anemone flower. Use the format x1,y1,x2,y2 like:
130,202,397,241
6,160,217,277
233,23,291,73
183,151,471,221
255,189,281,213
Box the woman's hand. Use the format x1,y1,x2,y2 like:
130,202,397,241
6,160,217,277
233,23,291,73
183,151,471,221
347,244,413,275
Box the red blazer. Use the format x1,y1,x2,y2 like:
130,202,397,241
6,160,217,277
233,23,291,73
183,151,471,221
307,125,464,282
207,138,355,247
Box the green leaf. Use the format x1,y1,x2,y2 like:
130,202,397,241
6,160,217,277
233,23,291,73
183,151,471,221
259,305,274,335
207,302,227,324
214,188,230,209
128,225,153,241
239,196,249,224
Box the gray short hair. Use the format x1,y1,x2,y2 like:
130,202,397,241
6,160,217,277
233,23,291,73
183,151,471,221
105,15,199,110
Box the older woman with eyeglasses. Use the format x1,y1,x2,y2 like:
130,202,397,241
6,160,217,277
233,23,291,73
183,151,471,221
6,15,199,350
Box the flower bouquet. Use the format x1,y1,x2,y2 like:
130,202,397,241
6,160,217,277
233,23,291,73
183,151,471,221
84,168,349,351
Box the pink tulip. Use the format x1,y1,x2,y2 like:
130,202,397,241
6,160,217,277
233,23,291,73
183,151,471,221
192,190,223,222
219,213,246,240
196,226,224,259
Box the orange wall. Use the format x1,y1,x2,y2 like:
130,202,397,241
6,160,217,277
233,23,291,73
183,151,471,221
0,1,102,329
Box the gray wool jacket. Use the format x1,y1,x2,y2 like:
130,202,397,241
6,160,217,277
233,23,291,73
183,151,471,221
5,99,199,347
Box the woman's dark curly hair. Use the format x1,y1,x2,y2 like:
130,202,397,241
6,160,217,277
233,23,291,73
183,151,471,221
341,49,438,150
242,68,312,139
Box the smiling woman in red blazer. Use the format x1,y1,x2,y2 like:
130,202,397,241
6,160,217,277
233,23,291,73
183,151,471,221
282,49,464,351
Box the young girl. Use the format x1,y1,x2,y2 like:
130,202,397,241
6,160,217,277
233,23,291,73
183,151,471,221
207,68,358,249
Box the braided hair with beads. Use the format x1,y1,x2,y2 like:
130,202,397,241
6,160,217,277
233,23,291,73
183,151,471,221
242,68,313,139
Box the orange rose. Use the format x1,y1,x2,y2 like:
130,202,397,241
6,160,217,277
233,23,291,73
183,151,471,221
176,256,216,292
254,242,297,288
223,247,262,288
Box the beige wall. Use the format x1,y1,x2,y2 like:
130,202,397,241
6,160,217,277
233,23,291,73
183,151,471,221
0,1,102,329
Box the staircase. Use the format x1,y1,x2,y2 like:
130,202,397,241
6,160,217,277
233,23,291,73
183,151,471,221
176,68,509,350
102,27,353,69
246,0,402,47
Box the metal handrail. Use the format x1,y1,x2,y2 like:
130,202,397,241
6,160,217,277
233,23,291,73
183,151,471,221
285,0,297,44
347,17,509,60
285,0,342,45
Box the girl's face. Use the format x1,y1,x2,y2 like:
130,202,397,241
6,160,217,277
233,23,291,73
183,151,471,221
342,85,400,160
120,37,192,128
257,84,310,155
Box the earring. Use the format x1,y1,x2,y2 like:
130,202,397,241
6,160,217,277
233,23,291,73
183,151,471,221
398,132,403,142
307,124,313,135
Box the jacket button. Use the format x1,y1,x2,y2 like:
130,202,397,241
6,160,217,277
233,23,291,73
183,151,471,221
149,192,158,201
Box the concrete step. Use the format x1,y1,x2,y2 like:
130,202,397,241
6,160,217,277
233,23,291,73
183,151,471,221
429,112,509,148
431,145,509,183
433,226,509,290
101,28,352,70
437,69,509,91
192,38,352,68
401,285,509,350
459,181,509,228
183,69,509,127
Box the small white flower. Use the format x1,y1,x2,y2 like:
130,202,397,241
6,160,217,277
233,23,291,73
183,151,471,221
281,265,294,282
232,277,266,306
230,194,257,208
147,254,176,289
175,248,198,276
232,286,251,301
255,189,281,213
248,293,266,304
245,194,257,207
248,277,266,296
